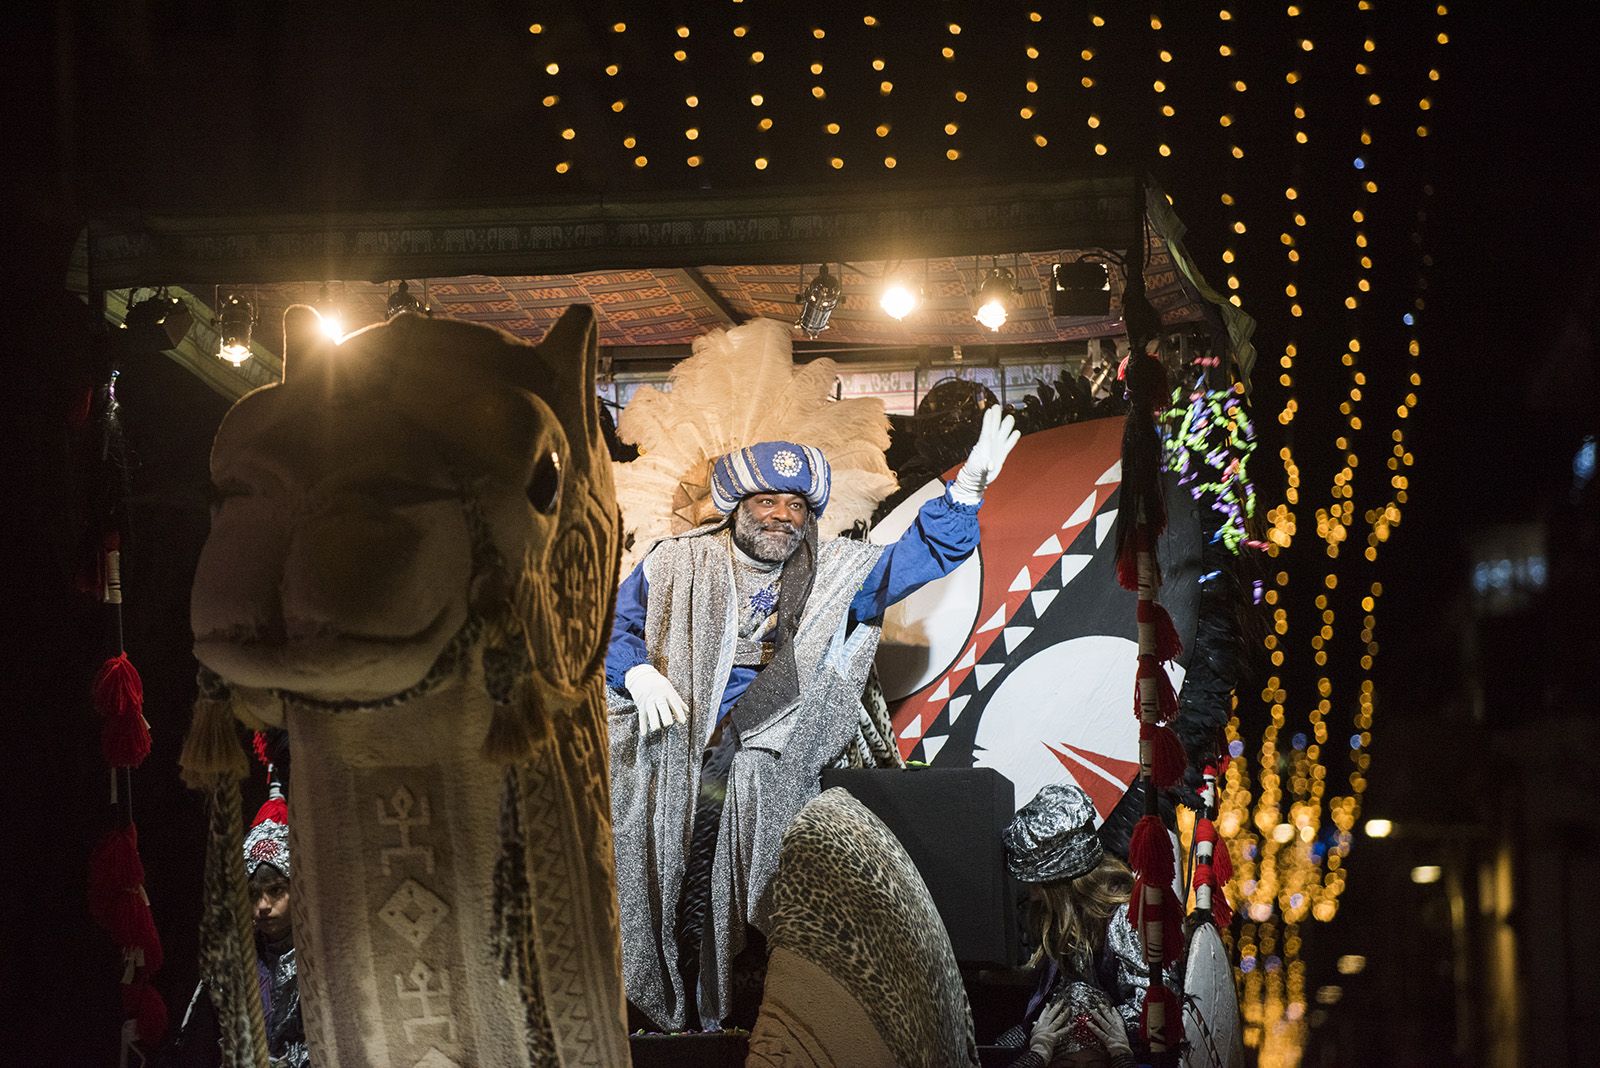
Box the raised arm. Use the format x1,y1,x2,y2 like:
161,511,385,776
849,488,981,622
850,404,1020,622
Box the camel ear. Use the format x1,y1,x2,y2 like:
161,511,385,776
281,304,334,383
530,304,600,471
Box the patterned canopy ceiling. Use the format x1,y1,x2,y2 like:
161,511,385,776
188,239,1203,353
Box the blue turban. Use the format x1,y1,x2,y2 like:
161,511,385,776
709,441,832,519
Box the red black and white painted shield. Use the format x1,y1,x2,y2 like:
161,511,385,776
871,418,1202,817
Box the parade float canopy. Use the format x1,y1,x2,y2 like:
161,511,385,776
76,6,1253,392
89,178,1251,397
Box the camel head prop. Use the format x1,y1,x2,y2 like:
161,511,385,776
184,305,629,1067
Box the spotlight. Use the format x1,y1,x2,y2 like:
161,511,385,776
1050,260,1111,316
386,280,427,319
121,290,194,352
794,265,841,338
215,293,257,366
1362,818,1393,838
880,281,922,321
316,283,345,339
972,266,1015,331
879,269,922,321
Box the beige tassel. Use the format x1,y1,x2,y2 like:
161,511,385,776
483,697,540,765
180,695,249,790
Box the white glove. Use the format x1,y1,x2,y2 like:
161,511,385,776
625,663,688,735
950,404,1021,504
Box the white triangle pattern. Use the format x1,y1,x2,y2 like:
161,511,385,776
903,714,923,739
955,644,977,671
1059,554,1093,586
929,678,951,702
1033,534,1064,557
1063,491,1098,529
920,735,949,763
1096,460,1122,485
977,606,1007,633
946,695,971,724
1008,567,1033,593
1002,626,1033,653
1030,588,1061,615
1095,509,1119,547
974,663,1003,690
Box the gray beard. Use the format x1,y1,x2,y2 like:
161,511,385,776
732,504,803,563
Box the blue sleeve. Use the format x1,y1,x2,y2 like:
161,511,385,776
849,484,981,623
605,560,651,690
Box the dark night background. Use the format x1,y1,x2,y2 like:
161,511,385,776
6,3,1596,1064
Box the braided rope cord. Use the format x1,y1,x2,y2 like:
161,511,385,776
199,778,269,1067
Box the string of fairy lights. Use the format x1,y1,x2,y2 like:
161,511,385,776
1024,10,1047,151
1210,5,1448,1064
515,7,1447,1061
1083,8,1106,157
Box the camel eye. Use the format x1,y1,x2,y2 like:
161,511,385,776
527,450,563,514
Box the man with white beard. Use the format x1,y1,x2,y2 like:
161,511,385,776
606,410,1018,1032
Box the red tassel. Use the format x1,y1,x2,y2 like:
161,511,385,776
93,653,144,720
1129,815,1175,885
252,730,272,769
1140,981,1183,1051
102,712,153,768
1129,877,1185,966
95,653,151,768
122,981,169,1047
1134,657,1179,723
134,916,164,976
1157,667,1178,722
252,796,288,829
1195,816,1234,883
1142,721,1188,789
1211,836,1234,885
89,826,145,926
105,890,156,950
1117,546,1140,592
1211,889,1234,929
1195,861,1235,928
1137,600,1184,662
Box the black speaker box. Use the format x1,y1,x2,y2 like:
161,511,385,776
821,767,1023,967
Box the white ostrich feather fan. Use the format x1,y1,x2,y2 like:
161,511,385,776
614,317,898,576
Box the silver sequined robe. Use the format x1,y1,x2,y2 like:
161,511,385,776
606,525,885,1031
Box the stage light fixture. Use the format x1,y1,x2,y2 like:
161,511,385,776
1050,260,1112,316
794,265,841,338
121,289,194,352
215,292,257,366
386,280,428,319
880,279,921,321
972,266,1015,331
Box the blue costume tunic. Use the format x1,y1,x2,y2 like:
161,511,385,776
606,485,981,719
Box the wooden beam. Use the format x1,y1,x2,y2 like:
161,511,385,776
670,267,747,327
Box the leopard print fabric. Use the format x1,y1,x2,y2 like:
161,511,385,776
764,787,978,1067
